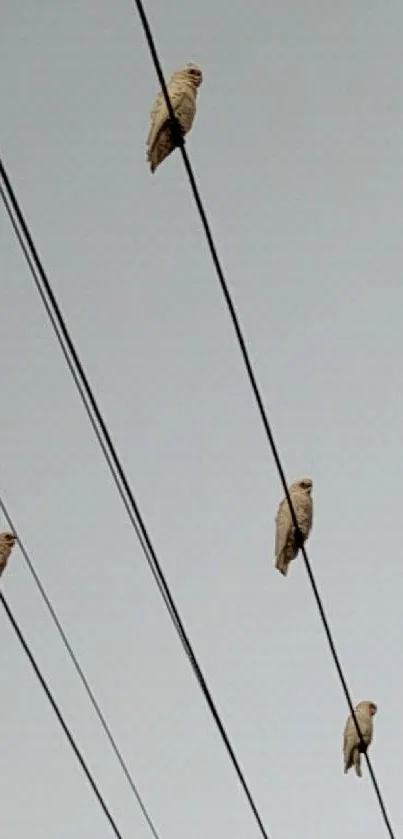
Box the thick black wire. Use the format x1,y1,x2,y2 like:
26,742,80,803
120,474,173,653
0,496,162,839
0,591,124,839
1,156,271,839
131,6,396,838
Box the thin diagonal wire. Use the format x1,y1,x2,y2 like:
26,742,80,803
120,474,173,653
0,591,124,839
131,7,395,838
0,172,179,637
0,496,161,839
1,155,272,839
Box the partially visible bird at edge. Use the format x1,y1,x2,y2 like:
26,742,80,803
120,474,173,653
0,532,17,578
146,63,203,173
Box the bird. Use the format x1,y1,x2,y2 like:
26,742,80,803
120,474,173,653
343,701,377,778
274,478,313,576
146,63,203,173
0,532,17,578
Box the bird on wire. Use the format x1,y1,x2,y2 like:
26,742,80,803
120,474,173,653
146,63,203,173
274,478,313,577
343,701,378,778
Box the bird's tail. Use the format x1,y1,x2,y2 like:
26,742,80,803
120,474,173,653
147,149,157,173
275,554,289,576
353,749,362,778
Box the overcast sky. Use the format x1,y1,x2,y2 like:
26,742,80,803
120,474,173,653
1,1,403,838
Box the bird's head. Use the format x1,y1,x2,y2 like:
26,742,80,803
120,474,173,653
293,478,313,495
185,63,203,88
2,532,16,546
356,701,377,716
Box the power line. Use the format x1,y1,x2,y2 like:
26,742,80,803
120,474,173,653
0,590,124,839
130,6,396,838
0,170,180,638
1,156,271,839
0,495,162,839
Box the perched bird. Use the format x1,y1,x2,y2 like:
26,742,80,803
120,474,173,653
343,701,377,778
274,478,313,577
146,63,203,173
0,532,16,578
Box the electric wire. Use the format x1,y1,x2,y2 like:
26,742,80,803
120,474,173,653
1,155,272,839
0,170,180,637
0,495,162,839
0,591,124,839
130,7,395,837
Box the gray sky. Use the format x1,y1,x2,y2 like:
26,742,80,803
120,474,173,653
1,1,403,837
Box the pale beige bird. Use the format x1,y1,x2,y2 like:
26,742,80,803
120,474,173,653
0,532,16,578
274,478,313,576
146,63,203,173
343,701,377,778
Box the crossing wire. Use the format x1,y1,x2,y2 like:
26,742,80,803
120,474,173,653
0,591,124,839
130,5,396,838
0,494,162,839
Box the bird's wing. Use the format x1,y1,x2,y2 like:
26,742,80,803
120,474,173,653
275,498,292,557
343,715,358,761
146,90,167,148
146,85,189,150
